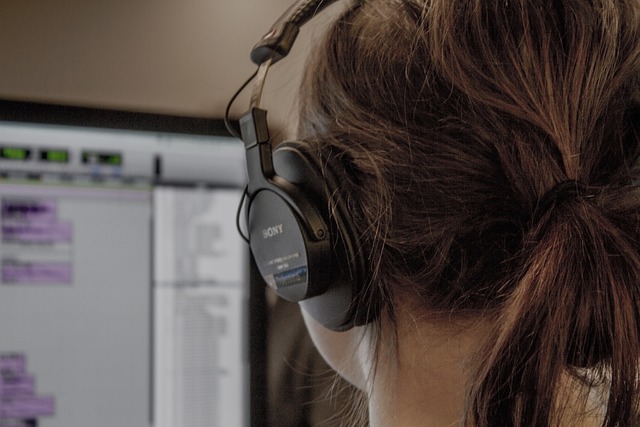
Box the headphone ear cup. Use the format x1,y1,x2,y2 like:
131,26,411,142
271,141,374,330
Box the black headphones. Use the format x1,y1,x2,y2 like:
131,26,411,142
231,0,378,331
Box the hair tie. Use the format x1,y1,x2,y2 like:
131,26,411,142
533,180,588,224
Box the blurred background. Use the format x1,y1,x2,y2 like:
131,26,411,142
0,0,340,132
0,1,359,426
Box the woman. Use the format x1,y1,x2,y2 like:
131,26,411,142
292,0,640,425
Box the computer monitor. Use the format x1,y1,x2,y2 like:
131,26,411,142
0,101,265,427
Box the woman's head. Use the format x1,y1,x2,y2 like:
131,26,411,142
295,0,640,425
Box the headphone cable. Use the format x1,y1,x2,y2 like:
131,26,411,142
236,184,250,243
224,68,259,139
225,69,260,243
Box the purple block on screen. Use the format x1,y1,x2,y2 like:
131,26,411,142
1,199,57,222
0,354,26,377
0,375,35,396
0,395,55,418
2,263,72,285
2,222,72,243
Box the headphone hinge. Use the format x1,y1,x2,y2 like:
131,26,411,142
239,108,270,150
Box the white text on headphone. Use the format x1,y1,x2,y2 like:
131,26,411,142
262,224,284,239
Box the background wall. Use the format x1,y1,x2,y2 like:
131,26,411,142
0,0,340,131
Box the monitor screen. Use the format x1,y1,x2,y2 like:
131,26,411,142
0,103,263,427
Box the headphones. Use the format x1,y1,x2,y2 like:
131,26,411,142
232,0,379,331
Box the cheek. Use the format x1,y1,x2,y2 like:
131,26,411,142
300,306,371,391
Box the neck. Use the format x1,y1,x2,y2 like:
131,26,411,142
367,310,483,427
364,308,606,427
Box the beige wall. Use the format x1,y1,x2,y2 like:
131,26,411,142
0,0,338,130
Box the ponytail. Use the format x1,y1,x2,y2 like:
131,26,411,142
471,192,640,426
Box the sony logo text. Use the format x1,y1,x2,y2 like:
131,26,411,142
262,224,284,239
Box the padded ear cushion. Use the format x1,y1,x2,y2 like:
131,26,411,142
272,141,373,330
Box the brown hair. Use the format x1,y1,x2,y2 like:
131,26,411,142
295,0,640,425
